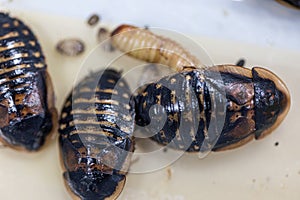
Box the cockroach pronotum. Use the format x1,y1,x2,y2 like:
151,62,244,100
111,24,290,152
59,69,135,199
0,12,56,151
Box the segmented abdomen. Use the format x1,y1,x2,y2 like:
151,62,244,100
135,67,214,152
111,24,204,72
59,69,135,200
135,66,257,152
0,12,55,151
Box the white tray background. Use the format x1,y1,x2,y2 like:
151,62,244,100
0,1,300,200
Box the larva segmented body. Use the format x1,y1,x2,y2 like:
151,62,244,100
0,13,56,151
111,24,204,72
59,69,135,200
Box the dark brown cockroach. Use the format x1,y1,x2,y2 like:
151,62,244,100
135,65,290,151
59,69,135,200
276,0,300,9
111,24,290,152
111,24,204,72
0,12,56,151
56,38,85,57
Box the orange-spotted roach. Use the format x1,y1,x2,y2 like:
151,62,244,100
0,12,56,151
59,69,135,200
111,24,290,152
134,65,290,151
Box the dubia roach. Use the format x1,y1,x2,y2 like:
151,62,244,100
0,12,56,151
59,69,135,199
111,24,290,152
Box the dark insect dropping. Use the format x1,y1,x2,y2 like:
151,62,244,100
87,14,100,26
144,25,149,30
56,38,85,56
97,27,115,52
236,59,246,67
97,27,109,42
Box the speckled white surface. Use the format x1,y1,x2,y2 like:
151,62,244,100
1,0,300,50
0,1,299,200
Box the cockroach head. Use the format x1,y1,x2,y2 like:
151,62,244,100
252,67,290,139
64,169,125,200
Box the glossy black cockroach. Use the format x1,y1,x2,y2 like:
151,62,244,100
59,69,135,200
134,65,290,151
111,24,290,152
0,12,56,151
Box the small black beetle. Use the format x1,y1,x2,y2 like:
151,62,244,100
0,13,56,151
59,69,135,200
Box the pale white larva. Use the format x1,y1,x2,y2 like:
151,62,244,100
110,24,204,72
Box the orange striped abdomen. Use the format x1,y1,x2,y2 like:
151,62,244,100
59,69,135,200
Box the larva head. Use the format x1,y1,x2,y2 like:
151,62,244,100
252,67,290,139
111,24,138,37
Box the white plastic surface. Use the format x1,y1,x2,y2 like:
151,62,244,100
0,1,299,200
